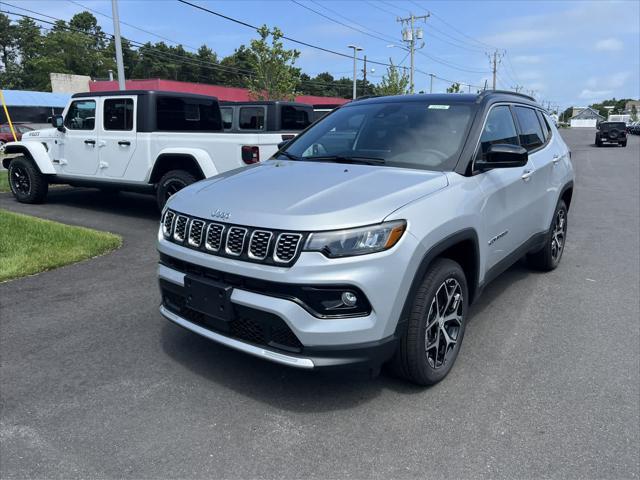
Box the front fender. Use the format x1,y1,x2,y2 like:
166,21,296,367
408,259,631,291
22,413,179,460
155,147,219,179
2,141,56,174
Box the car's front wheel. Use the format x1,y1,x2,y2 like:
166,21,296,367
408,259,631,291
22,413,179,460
527,199,568,271
7,156,48,204
156,170,197,210
391,258,468,385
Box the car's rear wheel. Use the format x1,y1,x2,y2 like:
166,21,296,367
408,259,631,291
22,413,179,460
391,258,468,385
7,156,48,204
156,170,197,210
527,199,568,271
620,140,627,147
595,137,602,147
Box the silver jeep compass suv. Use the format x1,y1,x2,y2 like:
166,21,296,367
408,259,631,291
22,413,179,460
157,92,574,385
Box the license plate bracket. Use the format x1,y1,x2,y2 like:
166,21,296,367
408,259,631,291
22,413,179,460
184,275,234,321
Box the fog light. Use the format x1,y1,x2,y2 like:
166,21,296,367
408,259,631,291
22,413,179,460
341,291,357,307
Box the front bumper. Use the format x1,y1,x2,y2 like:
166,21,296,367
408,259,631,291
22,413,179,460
157,228,424,368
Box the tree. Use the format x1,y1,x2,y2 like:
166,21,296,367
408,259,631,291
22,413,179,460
374,60,409,96
446,82,461,93
246,25,300,100
630,105,638,121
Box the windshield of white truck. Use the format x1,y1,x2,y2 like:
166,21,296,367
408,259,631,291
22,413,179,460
278,101,474,171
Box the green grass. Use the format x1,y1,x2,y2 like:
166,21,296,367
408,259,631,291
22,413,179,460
0,209,122,282
0,170,9,192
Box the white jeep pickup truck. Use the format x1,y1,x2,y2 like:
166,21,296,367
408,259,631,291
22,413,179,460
2,90,310,208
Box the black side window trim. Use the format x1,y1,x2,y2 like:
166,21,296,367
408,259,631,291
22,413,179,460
471,102,522,173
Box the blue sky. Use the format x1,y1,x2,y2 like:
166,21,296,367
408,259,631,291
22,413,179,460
6,0,640,110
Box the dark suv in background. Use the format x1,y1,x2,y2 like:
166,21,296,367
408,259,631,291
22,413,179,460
595,121,627,147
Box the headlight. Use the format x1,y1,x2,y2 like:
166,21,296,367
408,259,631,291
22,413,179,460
304,220,406,258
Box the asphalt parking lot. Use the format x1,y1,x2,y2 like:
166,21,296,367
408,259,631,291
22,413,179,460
1,128,638,479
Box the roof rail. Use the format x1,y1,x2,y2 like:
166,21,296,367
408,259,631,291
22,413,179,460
477,90,537,102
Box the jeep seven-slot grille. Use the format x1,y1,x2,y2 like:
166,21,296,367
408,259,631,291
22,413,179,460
162,210,305,266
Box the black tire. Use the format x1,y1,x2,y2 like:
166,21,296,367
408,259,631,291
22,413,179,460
527,199,568,271
595,138,602,147
391,258,468,386
156,169,197,210
620,140,627,147
7,155,48,204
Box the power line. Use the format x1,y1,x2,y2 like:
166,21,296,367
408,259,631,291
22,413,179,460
364,1,398,17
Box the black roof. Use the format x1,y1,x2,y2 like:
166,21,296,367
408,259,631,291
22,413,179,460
219,100,312,107
349,91,539,107
72,90,218,101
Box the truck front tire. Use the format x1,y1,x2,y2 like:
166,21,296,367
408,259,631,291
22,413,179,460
156,170,197,210
7,156,49,204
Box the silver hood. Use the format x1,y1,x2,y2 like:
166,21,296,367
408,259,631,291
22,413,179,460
167,160,448,231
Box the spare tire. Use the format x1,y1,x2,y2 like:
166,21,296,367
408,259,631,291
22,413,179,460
609,129,620,139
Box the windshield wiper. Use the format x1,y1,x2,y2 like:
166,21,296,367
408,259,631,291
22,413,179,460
278,151,301,161
303,155,386,165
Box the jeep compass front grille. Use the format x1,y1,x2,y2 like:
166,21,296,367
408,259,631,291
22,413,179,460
161,210,306,266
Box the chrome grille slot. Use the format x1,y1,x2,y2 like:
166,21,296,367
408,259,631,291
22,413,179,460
274,233,303,263
162,210,175,237
225,227,247,256
205,223,225,252
173,215,188,242
188,220,205,247
248,230,272,260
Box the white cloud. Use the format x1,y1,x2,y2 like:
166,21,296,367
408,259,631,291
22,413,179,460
579,89,613,99
483,29,556,47
595,38,624,52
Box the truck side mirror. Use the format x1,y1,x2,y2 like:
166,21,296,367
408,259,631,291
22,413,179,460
277,140,290,151
51,114,65,131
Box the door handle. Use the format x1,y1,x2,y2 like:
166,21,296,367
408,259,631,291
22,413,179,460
118,141,131,146
552,154,560,164
84,139,96,145
521,169,533,181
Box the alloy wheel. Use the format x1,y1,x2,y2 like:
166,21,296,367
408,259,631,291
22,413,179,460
551,209,566,262
164,179,186,202
425,278,464,369
11,165,31,195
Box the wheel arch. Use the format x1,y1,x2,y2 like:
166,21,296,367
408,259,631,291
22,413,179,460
2,142,56,174
560,180,574,211
397,228,480,334
149,149,217,184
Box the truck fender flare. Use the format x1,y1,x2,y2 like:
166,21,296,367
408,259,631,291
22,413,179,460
151,148,218,181
2,142,56,174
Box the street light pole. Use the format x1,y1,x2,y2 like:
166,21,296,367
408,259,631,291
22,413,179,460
348,45,362,100
111,0,126,90
429,73,434,93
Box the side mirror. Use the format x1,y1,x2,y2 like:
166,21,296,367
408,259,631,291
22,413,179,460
51,114,65,131
277,140,290,151
476,144,528,171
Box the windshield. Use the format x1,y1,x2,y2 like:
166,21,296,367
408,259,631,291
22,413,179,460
278,101,475,171
601,122,625,130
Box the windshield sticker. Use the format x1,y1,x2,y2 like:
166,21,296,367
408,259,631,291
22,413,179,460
428,105,450,110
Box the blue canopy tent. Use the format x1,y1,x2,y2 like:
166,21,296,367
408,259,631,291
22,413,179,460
1,90,71,124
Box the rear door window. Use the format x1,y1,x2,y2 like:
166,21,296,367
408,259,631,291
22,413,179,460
281,106,311,130
221,107,233,130
514,106,544,151
476,105,519,160
536,110,551,141
156,97,222,131
103,98,134,131
239,107,265,130
65,99,96,130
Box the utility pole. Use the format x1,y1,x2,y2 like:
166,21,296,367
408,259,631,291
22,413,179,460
362,55,367,96
111,0,126,90
348,45,363,100
511,85,523,93
486,49,503,90
397,12,429,94
428,73,434,93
